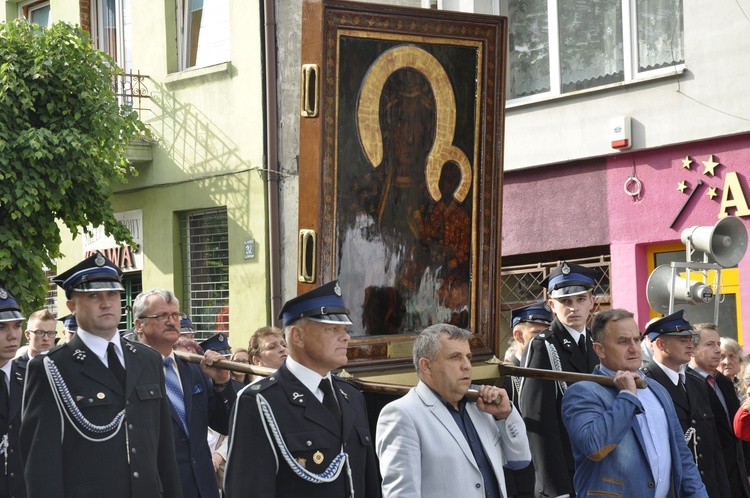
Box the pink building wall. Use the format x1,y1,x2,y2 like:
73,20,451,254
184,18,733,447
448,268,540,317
606,133,750,344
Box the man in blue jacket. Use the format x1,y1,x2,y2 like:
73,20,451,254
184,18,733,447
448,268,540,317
134,288,236,498
561,308,707,498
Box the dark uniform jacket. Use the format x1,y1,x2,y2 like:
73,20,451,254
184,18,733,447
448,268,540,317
20,334,182,498
501,355,534,498
224,362,380,497
0,360,26,498
519,318,598,498
643,360,730,498
170,355,235,498
688,367,750,498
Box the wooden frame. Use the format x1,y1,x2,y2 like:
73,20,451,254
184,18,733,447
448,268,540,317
298,0,507,368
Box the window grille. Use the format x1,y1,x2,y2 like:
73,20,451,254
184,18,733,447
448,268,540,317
119,273,142,333
180,208,229,341
44,268,58,316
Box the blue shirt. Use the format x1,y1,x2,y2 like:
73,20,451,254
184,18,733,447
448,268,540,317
600,365,671,498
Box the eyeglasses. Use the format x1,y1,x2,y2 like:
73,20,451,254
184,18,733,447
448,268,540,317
29,330,57,338
234,359,249,364
139,312,183,323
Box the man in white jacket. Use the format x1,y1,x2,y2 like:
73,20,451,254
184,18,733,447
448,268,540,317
376,324,531,498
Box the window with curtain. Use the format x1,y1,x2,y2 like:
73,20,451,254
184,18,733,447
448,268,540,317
176,0,231,71
19,1,51,28
508,0,683,101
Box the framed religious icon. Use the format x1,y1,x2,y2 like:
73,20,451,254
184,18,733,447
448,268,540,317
298,0,507,368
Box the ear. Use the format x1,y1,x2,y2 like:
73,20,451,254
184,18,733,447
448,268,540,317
289,325,304,348
417,357,431,377
24,330,31,340
252,355,263,366
512,327,524,345
66,300,76,314
592,341,605,360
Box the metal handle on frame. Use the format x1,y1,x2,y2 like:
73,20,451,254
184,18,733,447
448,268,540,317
300,64,319,118
298,229,317,283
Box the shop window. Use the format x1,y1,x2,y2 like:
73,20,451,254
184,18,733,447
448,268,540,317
647,243,742,342
180,208,229,340
504,0,683,102
176,0,230,71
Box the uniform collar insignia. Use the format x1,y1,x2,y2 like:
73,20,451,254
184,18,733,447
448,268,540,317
562,338,572,347
338,388,348,401
13,371,23,384
73,349,87,362
292,392,305,404
125,343,137,354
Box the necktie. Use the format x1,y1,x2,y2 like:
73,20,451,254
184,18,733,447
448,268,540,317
107,343,126,389
577,334,587,354
707,375,716,389
164,357,189,435
319,378,341,422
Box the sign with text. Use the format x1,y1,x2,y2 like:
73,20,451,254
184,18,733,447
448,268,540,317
83,209,143,272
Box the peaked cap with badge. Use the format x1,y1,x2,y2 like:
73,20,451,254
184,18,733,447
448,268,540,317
199,332,232,357
511,301,553,328
278,280,353,328
643,310,697,341
52,251,125,299
0,287,25,322
180,313,196,335
58,314,78,333
541,261,599,299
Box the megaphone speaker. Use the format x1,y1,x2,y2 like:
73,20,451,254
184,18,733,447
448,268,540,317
647,264,714,313
681,216,748,268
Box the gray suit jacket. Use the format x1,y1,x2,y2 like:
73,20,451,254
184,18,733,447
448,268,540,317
376,381,531,498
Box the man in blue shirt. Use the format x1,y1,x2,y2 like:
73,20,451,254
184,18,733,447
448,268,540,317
561,308,707,498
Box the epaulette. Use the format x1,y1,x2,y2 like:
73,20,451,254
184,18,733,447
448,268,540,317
243,375,277,395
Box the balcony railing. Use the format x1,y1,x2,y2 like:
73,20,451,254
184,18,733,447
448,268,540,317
113,71,151,121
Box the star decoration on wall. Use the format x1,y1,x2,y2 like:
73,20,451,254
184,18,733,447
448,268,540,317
707,186,718,200
677,181,687,193
682,156,692,170
702,155,719,176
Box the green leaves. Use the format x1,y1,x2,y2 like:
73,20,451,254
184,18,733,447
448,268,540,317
0,19,144,313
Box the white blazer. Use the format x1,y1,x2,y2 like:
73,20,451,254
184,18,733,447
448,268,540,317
376,381,531,498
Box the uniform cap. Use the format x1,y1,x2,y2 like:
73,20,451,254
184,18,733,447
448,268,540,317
541,262,598,299
199,333,231,357
0,287,24,323
278,280,353,328
180,314,196,334
511,301,553,328
643,310,696,341
58,314,78,333
52,251,125,299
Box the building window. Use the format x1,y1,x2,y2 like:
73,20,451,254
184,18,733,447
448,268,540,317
176,0,231,71
507,0,683,102
119,273,142,334
90,0,132,71
44,267,58,316
180,208,229,340
19,0,51,27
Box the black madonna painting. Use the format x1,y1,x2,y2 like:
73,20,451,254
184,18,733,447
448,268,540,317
299,1,506,363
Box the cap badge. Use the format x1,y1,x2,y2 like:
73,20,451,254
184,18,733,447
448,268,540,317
561,263,570,275
218,334,225,342
95,253,106,267
313,451,324,465
680,310,687,320
334,282,342,297
0,288,7,300
544,303,551,312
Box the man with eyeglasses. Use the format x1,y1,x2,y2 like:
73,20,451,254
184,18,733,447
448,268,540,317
16,309,57,371
20,252,182,498
134,288,235,498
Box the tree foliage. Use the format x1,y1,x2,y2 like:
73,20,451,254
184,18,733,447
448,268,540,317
0,19,147,313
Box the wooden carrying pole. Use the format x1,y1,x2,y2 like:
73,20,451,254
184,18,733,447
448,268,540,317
173,350,646,400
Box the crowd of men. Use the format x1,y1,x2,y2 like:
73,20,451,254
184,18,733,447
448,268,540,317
2,252,750,497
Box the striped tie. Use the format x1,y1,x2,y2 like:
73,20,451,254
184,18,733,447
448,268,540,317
163,357,189,435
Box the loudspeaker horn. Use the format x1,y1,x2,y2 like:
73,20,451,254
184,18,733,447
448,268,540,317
647,264,714,313
681,216,748,268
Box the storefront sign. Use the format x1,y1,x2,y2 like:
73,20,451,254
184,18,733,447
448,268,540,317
82,210,143,272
